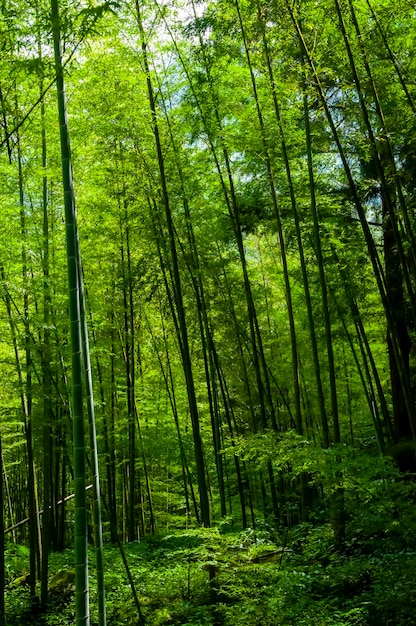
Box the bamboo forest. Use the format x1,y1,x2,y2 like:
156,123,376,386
1,0,416,624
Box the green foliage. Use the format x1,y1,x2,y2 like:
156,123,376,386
4,543,29,583
1,0,416,624
5,501,416,625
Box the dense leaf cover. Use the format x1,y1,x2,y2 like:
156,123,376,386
1,0,416,623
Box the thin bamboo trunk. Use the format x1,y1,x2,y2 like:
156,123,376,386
136,0,210,526
301,81,338,448
287,2,416,439
236,0,302,436
363,0,416,113
79,274,106,626
38,41,53,605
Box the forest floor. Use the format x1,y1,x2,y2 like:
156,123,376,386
5,497,416,626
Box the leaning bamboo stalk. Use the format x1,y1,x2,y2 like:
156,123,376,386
334,0,416,326
363,0,416,113
159,0,275,436
135,0,210,526
300,68,339,448
235,0,303,438
285,1,416,439
5,485,94,534
79,288,106,626
36,14,53,598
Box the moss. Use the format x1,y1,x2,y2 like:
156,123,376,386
49,569,75,598
11,573,30,587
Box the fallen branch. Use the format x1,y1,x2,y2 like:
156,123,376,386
4,484,93,534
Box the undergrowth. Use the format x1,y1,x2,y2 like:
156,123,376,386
4,468,416,625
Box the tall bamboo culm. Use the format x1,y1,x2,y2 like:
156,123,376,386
50,0,89,623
